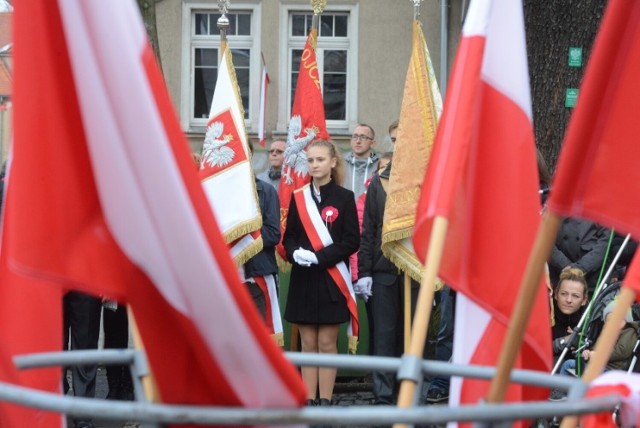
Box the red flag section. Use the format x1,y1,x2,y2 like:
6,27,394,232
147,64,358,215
0,247,63,426
547,0,640,242
2,0,305,424
278,27,330,260
412,0,551,416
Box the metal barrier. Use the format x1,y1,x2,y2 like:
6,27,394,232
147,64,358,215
3,349,622,426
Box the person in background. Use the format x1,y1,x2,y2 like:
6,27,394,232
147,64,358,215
243,141,281,321
257,139,286,192
283,139,359,406
343,124,379,201
63,291,102,428
549,218,610,292
356,120,405,405
551,297,639,401
103,301,134,401
551,268,588,362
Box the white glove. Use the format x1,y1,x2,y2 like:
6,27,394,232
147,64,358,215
355,277,373,301
297,248,318,265
293,248,312,266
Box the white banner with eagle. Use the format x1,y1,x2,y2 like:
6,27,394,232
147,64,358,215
200,47,262,265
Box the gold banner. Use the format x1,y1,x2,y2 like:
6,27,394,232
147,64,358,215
381,21,442,283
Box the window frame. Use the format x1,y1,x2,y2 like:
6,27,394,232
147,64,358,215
277,2,359,135
181,1,261,133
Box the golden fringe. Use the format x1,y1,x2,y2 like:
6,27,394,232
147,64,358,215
348,336,358,355
223,217,262,245
382,243,444,291
233,236,263,267
381,227,412,246
272,332,284,348
277,253,292,272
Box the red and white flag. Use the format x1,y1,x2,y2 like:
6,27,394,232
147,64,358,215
258,57,269,148
547,0,640,243
2,0,305,424
200,47,263,266
582,370,640,428
413,0,551,420
278,27,330,261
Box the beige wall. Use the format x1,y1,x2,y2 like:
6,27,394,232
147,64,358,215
156,0,464,154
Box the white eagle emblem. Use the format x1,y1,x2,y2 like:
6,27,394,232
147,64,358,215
202,121,235,168
283,115,318,185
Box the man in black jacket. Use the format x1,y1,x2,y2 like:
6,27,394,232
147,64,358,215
242,177,281,320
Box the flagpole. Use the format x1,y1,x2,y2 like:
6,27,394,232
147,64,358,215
217,0,230,52
404,273,411,352
127,307,161,403
394,216,448,428
558,286,635,428
486,211,562,403
311,0,326,31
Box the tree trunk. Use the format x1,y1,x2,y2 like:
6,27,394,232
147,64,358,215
524,0,607,171
137,0,163,73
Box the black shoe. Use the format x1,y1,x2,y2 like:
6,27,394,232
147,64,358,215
548,389,567,402
318,398,332,406
75,421,95,428
306,399,317,406
426,388,449,404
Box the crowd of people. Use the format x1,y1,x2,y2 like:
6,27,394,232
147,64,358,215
250,125,639,409
56,121,639,427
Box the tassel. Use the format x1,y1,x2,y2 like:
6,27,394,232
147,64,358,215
348,335,358,354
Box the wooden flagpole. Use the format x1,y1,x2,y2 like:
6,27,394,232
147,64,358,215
404,273,412,352
487,211,562,403
559,286,636,428
394,216,448,428
127,307,161,403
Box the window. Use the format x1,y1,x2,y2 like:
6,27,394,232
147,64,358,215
181,3,260,131
278,5,358,134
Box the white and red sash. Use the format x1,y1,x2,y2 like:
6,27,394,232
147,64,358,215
254,274,284,347
294,185,359,353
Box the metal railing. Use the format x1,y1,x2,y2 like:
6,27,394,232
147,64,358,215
1,349,622,427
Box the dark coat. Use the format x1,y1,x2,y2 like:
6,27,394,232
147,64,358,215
243,178,280,278
283,180,359,324
549,218,610,290
358,164,400,284
551,303,586,357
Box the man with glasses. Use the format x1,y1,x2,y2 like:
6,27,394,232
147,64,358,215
257,139,286,192
344,124,380,201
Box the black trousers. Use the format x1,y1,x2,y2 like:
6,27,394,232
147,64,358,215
103,303,133,395
63,291,102,399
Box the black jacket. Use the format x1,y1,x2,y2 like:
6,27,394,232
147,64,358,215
358,164,400,281
549,218,610,290
243,179,280,278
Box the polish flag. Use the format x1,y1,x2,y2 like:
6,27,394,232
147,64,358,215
278,27,330,261
3,0,305,424
547,0,640,243
582,370,640,428
412,0,551,422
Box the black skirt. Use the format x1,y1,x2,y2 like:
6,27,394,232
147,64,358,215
284,264,349,325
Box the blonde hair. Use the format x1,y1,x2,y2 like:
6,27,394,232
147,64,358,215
308,139,345,185
555,267,588,298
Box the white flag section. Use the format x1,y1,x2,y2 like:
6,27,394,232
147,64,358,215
200,47,262,266
48,0,304,413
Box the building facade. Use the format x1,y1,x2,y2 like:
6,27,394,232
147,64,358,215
156,0,465,161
